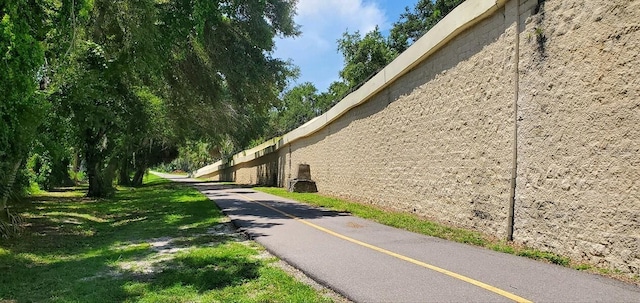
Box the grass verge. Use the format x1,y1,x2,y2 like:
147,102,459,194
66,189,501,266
254,187,639,284
0,175,333,302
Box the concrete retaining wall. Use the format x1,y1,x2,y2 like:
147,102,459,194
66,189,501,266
194,0,640,274
515,0,640,273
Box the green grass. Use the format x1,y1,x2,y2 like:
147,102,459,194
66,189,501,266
0,175,332,302
256,188,486,246
254,189,639,285
254,187,572,267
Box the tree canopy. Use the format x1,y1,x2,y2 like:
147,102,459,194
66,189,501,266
390,0,465,52
1,0,301,229
1,0,51,234
337,27,398,89
1,0,467,237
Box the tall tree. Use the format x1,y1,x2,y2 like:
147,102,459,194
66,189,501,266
390,0,465,53
1,0,48,235
116,88,178,187
316,81,349,114
54,40,129,197
50,0,299,196
159,0,299,144
337,26,397,89
273,82,319,134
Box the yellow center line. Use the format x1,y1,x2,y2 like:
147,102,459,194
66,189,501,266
237,193,533,303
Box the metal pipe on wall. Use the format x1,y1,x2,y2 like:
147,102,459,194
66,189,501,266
507,0,520,241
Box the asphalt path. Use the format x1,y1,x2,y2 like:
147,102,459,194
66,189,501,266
154,173,640,302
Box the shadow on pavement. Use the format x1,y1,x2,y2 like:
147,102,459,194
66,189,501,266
168,179,350,239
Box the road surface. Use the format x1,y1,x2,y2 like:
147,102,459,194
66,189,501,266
154,173,640,302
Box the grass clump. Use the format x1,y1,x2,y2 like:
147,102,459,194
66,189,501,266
0,175,333,303
516,249,570,266
574,263,593,271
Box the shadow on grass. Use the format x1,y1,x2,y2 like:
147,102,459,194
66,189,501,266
151,248,260,292
0,177,255,302
0,235,258,301
47,186,88,193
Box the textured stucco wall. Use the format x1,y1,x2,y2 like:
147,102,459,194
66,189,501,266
198,0,639,274
515,0,640,273
229,152,280,186
278,0,526,238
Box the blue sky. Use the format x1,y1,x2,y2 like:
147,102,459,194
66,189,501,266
273,0,418,92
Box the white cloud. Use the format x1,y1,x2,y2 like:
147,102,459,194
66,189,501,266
274,0,390,91
296,0,387,33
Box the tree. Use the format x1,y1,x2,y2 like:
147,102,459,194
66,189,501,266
116,88,178,187
0,0,100,236
1,0,48,236
0,0,301,238
337,26,398,89
273,82,319,134
316,81,349,114
48,0,300,196
390,0,465,53
158,0,299,145
28,106,75,191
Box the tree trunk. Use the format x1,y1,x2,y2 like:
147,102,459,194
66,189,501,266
131,166,146,187
1,160,23,237
117,157,132,186
87,164,110,197
85,144,115,198
1,160,22,212
72,151,80,185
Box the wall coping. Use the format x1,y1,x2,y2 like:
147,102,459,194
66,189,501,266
194,0,507,178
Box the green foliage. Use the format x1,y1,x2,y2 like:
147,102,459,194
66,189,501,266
516,249,570,266
24,0,301,197
273,82,320,134
69,168,87,184
337,26,398,89
0,175,331,302
574,263,593,271
163,141,216,173
115,87,179,186
0,9,44,150
489,242,516,254
255,187,487,246
1,0,49,233
317,81,350,112
390,0,465,52
26,154,52,189
158,0,299,147
256,81,349,140
28,105,76,190
25,152,74,191
53,39,129,196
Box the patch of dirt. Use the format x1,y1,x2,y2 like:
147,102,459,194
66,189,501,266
81,225,245,281
346,221,364,229
81,220,350,301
